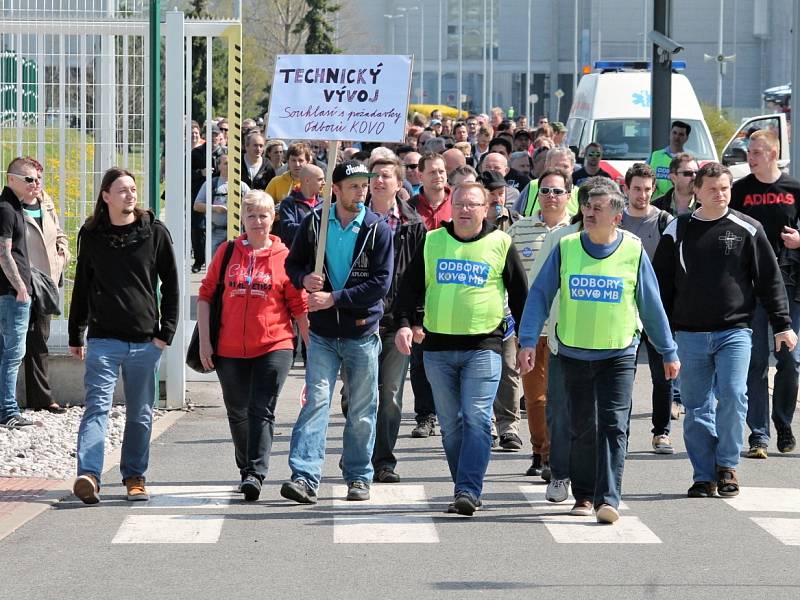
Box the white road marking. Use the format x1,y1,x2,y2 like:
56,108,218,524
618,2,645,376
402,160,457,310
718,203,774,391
112,515,225,544
331,484,439,544
130,485,237,509
520,487,660,544
750,518,800,546
722,487,800,513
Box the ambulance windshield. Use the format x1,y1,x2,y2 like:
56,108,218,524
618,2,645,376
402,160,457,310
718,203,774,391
592,119,715,160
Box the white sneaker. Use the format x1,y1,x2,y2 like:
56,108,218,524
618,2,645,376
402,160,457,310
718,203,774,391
596,503,620,524
652,434,675,454
545,478,570,503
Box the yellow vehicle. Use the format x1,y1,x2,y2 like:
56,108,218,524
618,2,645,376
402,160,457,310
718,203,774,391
408,103,468,119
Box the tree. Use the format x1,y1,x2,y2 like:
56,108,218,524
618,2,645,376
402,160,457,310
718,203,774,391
294,0,340,55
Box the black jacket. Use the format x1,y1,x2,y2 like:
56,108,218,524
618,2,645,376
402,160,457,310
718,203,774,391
382,199,427,331
68,211,180,346
285,206,393,339
241,157,275,191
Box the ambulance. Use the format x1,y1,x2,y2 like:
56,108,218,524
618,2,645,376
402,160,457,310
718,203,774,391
565,61,717,183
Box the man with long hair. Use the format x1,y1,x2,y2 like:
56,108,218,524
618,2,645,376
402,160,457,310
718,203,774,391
68,167,179,505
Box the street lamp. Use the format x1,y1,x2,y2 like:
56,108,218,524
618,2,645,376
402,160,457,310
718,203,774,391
383,13,404,54
397,6,418,55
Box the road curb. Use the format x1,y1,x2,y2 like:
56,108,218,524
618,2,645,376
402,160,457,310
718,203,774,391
0,407,186,542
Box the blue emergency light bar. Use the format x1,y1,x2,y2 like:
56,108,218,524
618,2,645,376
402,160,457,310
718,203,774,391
593,60,686,71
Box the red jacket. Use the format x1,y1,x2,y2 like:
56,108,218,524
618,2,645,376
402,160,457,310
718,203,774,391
199,234,307,358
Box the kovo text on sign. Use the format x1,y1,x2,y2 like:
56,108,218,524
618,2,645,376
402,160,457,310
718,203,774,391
266,54,413,143
568,274,624,303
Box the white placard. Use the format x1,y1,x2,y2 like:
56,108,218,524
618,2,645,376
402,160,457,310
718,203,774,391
266,54,413,143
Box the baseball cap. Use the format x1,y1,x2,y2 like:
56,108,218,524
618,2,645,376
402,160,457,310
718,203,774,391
551,121,566,133
430,118,442,126
332,160,377,184
480,170,507,191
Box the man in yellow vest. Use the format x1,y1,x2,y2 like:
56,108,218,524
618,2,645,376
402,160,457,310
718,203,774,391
517,187,680,524
648,120,691,199
394,182,529,516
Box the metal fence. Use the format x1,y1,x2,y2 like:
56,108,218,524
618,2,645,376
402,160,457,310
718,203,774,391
0,0,149,347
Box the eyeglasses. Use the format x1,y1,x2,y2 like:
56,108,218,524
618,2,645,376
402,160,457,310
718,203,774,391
453,202,486,211
405,163,419,170
8,173,39,185
677,170,697,178
219,127,229,132
586,151,602,158
539,187,567,196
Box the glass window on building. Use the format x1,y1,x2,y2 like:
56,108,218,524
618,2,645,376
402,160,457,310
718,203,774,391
447,0,497,61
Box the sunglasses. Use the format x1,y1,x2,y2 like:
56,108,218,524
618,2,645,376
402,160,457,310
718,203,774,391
405,163,419,170
539,187,567,196
8,173,39,185
678,170,697,177
219,127,229,132
586,151,602,158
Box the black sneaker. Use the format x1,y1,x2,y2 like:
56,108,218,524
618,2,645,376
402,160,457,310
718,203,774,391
240,474,262,502
687,481,717,498
346,480,370,501
777,426,796,453
0,414,34,428
452,492,479,516
280,479,317,504
446,496,483,514
526,454,543,476
540,462,552,483
499,432,523,451
373,468,400,483
411,418,435,438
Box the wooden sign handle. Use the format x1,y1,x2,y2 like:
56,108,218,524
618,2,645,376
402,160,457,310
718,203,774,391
313,140,340,275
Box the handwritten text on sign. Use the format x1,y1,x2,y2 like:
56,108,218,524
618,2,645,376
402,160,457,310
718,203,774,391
266,54,413,143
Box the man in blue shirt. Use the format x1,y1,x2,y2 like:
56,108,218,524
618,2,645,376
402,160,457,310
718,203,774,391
282,161,393,503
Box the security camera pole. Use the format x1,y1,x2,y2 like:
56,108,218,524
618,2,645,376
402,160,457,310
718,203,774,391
265,54,414,276
650,1,674,154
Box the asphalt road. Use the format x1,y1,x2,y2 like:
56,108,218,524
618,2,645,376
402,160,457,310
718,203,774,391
1,356,799,600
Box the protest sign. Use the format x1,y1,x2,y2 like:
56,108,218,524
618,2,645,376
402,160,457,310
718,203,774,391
266,54,413,143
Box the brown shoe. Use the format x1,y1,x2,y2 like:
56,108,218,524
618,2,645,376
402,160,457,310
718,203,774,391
124,476,150,501
716,467,739,497
73,474,100,505
569,499,594,516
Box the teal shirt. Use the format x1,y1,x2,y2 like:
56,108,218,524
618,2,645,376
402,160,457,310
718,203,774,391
325,203,366,291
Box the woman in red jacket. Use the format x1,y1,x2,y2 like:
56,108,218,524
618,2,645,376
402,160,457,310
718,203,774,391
197,189,309,501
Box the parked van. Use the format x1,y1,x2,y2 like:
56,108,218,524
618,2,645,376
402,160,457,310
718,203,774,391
565,61,718,183
721,112,791,180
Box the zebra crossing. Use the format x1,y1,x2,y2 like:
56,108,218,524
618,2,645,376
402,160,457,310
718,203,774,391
108,483,800,547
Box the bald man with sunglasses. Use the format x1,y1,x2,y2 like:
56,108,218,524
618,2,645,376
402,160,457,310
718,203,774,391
0,157,36,428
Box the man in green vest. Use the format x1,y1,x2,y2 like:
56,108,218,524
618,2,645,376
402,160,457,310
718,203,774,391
648,120,691,200
514,147,580,217
517,187,680,524
394,182,529,516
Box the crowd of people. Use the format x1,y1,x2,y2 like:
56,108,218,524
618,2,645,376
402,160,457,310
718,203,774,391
1,105,798,523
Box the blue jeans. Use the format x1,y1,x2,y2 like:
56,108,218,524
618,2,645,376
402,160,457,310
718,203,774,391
0,295,30,420
288,331,381,490
562,354,635,509
676,329,751,483
372,329,411,472
410,343,436,422
746,291,800,445
423,349,501,500
638,332,673,436
76,338,163,485
546,352,572,481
